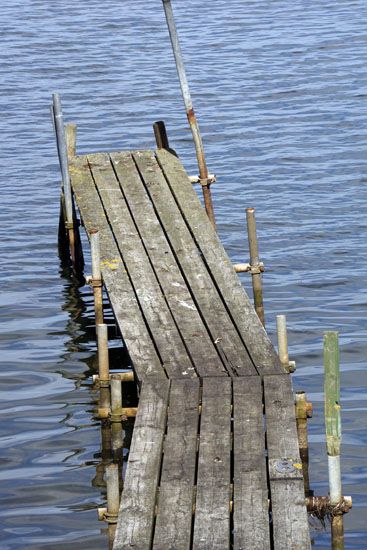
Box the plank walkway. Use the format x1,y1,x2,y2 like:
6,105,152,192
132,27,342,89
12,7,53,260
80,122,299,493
69,148,311,549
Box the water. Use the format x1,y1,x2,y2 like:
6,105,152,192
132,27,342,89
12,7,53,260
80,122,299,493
1,1,366,547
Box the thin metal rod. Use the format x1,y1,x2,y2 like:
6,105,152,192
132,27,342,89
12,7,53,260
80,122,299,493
162,0,216,229
324,331,344,550
52,94,73,227
106,463,120,516
90,230,104,325
246,208,265,326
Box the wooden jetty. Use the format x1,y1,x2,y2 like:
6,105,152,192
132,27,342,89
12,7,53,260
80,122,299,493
66,144,312,549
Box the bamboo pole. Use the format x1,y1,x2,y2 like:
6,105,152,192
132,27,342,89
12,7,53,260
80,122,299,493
90,230,104,325
324,331,344,550
161,0,216,229
246,208,265,326
153,120,170,149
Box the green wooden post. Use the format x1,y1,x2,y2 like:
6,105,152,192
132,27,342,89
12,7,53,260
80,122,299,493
324,331,344,549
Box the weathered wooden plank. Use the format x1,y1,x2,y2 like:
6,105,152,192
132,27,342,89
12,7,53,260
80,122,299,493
193,378,232,549
233,377,270,550
110,151,226,378
264,375,311,550
69,156,164,381
113,378,170,550
133,150,255,377
156,149,282,376
154,378,200,549
88,152,193,379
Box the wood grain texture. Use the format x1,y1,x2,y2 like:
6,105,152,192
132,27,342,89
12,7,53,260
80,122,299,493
110,151,226,378
193,378,232,549
153,379,201,549
69,155,164,381
88,152,192,379
233,377,270,550
264,375,311,550
113,378,170,550
156,149,282,376
133,150,255,377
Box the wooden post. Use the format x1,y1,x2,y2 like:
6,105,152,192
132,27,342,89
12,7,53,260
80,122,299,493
246,208,265,326
65,123,77,158
153,121,170,149
324,331,344,550
161,0,216,229
90,230,104,325
295,391,311,495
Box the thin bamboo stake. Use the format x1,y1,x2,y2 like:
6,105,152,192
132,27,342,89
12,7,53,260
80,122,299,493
246,208,265,326
161,0,216,229
90,230,104,325
324,331,344,550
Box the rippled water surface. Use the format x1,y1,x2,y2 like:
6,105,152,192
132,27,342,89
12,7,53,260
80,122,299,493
1,1,366,548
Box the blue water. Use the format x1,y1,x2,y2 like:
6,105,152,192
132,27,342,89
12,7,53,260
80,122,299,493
1,1,366,548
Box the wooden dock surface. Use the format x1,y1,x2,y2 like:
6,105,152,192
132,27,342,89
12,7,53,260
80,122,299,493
69,149,311,549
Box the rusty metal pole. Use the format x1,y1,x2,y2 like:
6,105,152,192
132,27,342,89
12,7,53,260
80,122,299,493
324,331,344,550
52,94,77,267
295,391,312,496
246,208,265,326
97,323,111,416
90,230,104,325
161,0,216,229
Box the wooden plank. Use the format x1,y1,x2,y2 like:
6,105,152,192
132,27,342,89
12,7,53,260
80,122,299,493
156,149,282,376
154,379,200,549
133,150,255,377
110,151,226,378
69,156,164,381
233,377,270,550
264,375,311,550
113,378,170,550
193,378,232,549
88,152,193,379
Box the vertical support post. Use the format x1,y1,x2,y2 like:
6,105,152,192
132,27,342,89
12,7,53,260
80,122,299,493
65,123,77,158
106,463,120,517
90,230,104,325
324,331,344,550
246,207,265,326
97,323,110,414
277,314,289,368
295,391,311,496
153,120,170,149
161,0,216,229
110,375,124,455
52,94,77,267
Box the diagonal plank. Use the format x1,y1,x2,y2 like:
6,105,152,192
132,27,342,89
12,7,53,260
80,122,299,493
88,152,193,379
113,378,170,550
264,375,311,550
133,150,255,377
233,377,270,549
154,379,200,549
193,377,232,549
69,155,164,381
110,151,226,378
156,149,282,376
